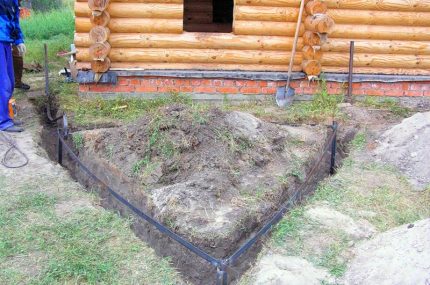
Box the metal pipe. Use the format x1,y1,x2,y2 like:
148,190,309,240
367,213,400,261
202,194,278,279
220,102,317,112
330,122,338,175
347,41,355,103
57,135,63,165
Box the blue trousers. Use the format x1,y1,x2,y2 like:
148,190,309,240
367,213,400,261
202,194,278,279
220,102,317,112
0,41,14,130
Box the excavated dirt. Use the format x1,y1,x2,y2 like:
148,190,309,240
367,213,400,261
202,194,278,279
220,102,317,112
374,112,430,190
58,104,337,284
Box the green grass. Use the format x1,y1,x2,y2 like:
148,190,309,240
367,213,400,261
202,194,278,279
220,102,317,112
72,133,84,149
316,238,348,277
0,177,182,284
225,79,343,124
350,132,367,150
21,8,74,67
358,97,411,117
53,81,193,127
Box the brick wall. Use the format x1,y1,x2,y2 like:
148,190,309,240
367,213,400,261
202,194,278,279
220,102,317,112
78,76,430,98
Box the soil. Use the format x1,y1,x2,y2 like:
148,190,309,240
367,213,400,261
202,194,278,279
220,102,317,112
70,104,337,284
344,218,430,285
374,112,430,189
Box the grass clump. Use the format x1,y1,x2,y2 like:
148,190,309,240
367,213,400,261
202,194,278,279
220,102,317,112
358,97,411,117
72,133,84,149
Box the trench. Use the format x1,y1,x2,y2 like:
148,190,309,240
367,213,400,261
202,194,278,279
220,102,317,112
38,111,354,285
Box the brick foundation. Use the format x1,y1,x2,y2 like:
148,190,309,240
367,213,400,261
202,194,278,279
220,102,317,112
78,76,430,99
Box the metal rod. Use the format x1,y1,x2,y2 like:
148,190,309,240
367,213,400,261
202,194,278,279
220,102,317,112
216,265,228,285
347,41,355,103
57,135,63,165
330,122,338,175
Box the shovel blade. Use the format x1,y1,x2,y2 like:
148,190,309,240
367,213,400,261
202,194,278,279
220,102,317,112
276,86,295,107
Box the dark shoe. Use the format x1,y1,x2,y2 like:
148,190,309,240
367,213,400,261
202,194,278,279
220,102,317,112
15,83,31,91
12,119,24,126
3,125,24,133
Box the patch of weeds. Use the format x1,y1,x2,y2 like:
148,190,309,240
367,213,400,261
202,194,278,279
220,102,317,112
350,132,366,150
311,182,345,207
132,157,150,176
272,207,305,246
277,174,289,186
215,129,253,153
288,154,305,182
105,144,114,160
164,217,177,230
317,238,348,277
55,82,192,127
132,117,177,176
359,97,411,117
191,108,209,125
72,133,84,149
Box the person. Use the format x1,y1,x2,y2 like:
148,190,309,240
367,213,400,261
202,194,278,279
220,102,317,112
0,0,26,132
13,45,30,90
13,0,30,90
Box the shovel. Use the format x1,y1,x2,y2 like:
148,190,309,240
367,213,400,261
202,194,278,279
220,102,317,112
276,0,306,108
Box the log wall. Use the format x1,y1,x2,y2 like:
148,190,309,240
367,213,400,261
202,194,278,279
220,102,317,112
74,0,430,76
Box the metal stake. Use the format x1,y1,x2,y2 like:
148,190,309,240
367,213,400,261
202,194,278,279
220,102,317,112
347,41,355,103
330,122,338,175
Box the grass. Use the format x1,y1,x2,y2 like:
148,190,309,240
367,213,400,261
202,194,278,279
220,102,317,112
52,81,193,127
224,78,343,124
72,132,84,149
0,174,182,284
215,128,253,153
358,97,411,117
21,8,74,67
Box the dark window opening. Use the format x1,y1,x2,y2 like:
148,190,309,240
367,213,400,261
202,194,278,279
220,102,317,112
184,0,234,33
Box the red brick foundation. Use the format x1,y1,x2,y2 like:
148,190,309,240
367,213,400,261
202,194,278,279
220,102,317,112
78,76,430,98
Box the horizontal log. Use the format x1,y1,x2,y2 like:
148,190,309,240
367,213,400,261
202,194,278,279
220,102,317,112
75,17,183,33
322,53,430,68
77,48,303,65
233,6,430,26
323,39,430,55
234,20,304,36
76,62,303,72
327,9,430,26
75,2,183,19
322,66,430,75
234,0,430,12
234,5,300,22
77,49,430,69
74,32,304,50
331,24,430,41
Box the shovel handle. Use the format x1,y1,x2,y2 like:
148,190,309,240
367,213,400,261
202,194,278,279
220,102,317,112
286,0,306,88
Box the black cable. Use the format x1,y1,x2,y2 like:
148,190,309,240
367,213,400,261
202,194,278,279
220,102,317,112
0,131,29,169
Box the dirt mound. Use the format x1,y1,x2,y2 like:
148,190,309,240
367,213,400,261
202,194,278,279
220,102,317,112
253,254,332,285
344,218,430,285
374,112,430,189
81,104,328,251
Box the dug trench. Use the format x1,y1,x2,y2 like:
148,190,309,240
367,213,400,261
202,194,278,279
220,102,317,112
39,103,355,285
